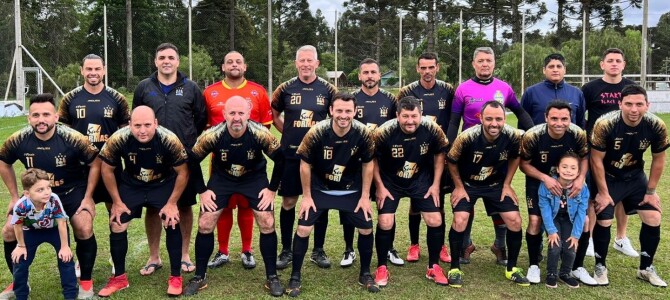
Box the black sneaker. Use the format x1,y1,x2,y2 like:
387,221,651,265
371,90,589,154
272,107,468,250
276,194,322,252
546,274,557,288
559,273,580,288
265,275,284,297
310,248,331,268
277,249,293,270
285,276,301,297
358,273,380,293
183,275,208,296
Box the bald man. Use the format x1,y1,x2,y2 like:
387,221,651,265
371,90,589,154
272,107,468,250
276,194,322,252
97,105,189,297
184,96,285,297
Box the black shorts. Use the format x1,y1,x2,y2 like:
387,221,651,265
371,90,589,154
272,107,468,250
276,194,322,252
379,186,442,215
117,177,176,223
298,190,372,229
525,182,541,216
440,171,454,194
596,172,656,220
177,172,198,208
93,183,112,204
278,159,302,197
209,179,272,212
58,186,87,218
452,184,519,216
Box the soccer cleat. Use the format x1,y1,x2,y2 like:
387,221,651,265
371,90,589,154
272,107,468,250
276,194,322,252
527,265,541,284
586,237,595,257
460,242,476,264
406,244,420,262
78,279,94,299
98,273,129,297
593,263,609,286
75,260,81,278
167,275,183,296
359,273,380,293
637,266,668,288
241,251,257,269
571,267,598,286
340,250,356,268
490,244,507,266
207,251,229,268
387,249,405,266
559,273,580,288
276,249,293,270
505,267,530,286
285,276,302,297
448,268,464,288
183,275,208,296
264,275,284,297
0,282,14,300
426,264,449,286
310,248,331,268
374,265,389,287
440,245,452,263
614,236,640,257
545,273,558,288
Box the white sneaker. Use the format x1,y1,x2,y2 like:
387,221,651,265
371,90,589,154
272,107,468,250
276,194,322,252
527,265,541,284
586,237,595,257
77,284,95,299
75,260,81,278
613,236,639,257
0,282,14,300
387,249,405,266
594,263,609,286
340,250,356,267
637,265,668,287
241,251,256,269
571,267,598,286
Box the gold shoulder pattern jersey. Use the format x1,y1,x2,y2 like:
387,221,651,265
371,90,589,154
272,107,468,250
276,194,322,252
352,88,397,130
397,80,455,134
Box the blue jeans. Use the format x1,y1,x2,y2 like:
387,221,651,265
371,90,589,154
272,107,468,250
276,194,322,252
13,226,77,300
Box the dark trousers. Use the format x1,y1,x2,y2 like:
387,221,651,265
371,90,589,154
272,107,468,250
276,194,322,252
13,227,77,300
546,213,576,276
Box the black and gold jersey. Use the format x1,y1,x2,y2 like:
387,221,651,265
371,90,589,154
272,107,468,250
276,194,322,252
98,126,187,186
0,125,98,194
352,88,396,130
58,86,131,150
590,111,669,179
447,124,522,187
520,123,589,186
271,77,336,159
397,80,455,134
374,117,449,191
298,119,374,191
191,120,283,191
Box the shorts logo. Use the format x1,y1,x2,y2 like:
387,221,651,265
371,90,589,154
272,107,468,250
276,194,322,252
499,150,508,161
471,166,493,181
176,87,184,96
228,164,246,177
87,123,108,143
380,106,389,118
293,109,315,127
326,164,345,182
438,98,446,109
526,196,534,209
639,139,650,150
316,95,326,106
397,161,418,179
55,153,67,167
247,149,255,160
420,142,429,155
138,168,157,182
493,90,504,104
103,105,114,118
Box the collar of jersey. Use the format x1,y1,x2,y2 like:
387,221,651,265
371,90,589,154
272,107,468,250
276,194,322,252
222,79,247,90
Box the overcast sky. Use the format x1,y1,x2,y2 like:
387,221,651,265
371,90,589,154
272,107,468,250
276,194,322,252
308,0,669,35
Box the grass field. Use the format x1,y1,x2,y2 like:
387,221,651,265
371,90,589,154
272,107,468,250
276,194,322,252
0,112,669,300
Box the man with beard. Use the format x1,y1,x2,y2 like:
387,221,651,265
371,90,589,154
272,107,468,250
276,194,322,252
397,52,454,265
133,43,207,276
446,101,529,288
339,58,402,268
203,51,273,270
183,96,284,297
284,94,378,297
0,94,101,299
447,47,534,266
272,45,337,270
373,96,449,287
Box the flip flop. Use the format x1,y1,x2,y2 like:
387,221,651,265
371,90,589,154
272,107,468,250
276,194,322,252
140,262,163,276
181,261,196,273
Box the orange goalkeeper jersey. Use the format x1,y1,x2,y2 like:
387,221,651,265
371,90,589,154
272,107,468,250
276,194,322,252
203,79,273,127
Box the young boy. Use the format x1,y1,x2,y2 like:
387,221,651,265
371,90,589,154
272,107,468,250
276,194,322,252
10,168,77,300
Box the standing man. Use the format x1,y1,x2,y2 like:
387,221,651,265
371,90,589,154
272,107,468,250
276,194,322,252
271,45,336,270
133,43,207,275
284,94,378,297
373,96,449,287
97,106,187,297
183,96,284,297
0,94,100,299
447,46,534,266
518,100,594,285
590,85,668,287
397,52,455,264
340,58,402,268
446,101,529,288
203,51,273,269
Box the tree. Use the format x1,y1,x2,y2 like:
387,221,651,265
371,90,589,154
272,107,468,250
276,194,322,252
179,45,218,86
650,12,670,74
497,43,557,94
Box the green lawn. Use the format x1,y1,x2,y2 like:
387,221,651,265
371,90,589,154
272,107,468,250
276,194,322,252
0,113,669,299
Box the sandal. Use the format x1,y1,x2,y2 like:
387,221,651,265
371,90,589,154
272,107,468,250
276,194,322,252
139,262,163,276
181,261,196,273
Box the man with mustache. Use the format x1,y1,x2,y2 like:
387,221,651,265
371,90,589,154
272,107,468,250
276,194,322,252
372,96,449,287
271,45,336,270
0,94,101,299
203,51,273,270
446,100,529,288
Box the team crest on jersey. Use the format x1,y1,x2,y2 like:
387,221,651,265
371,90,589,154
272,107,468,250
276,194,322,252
228,164,246,177
438,98,446,110
138,168,156,182
103,105,114,118
639,139,650,150
420,142,429,155
251,90,258,97
471,167,494,181
210,90,219,98
316,95,326,106
176,87,184,96
55,153,67,167
380,106,389,118
326,165,345,182
156,155,163,164
493,90,504,104
397,161,418,179
499,150,508,161
351,146,359,156
247,149,256,160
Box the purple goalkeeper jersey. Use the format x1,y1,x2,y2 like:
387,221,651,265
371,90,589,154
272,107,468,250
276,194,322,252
452,77,522,130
